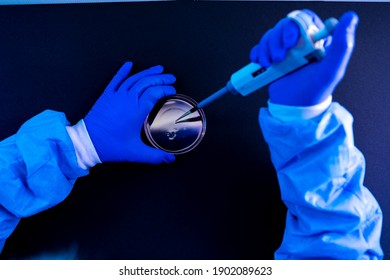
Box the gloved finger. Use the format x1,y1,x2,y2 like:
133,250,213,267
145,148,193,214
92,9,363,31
139,86,176,118
128,74,176,99
252,18,299,67
249,44,260,64
135,145,175,164
281,19,300,50
302,9,333,47
268,18,299,63
302,9,325,30
321,11,359,82
118,65,164,93
257,30,272,67
104,62,133,93
140,85,176,106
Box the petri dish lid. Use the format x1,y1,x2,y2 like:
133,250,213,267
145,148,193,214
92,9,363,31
144,94,206,154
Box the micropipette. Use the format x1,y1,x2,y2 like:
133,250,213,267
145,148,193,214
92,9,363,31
176,11,338,123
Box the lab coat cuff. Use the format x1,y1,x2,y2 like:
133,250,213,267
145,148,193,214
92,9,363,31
66,120,102,170
267,96,332,122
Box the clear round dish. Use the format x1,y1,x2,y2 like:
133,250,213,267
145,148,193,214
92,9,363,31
143,94,206,154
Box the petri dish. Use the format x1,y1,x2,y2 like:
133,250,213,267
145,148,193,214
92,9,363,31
143,94,206,154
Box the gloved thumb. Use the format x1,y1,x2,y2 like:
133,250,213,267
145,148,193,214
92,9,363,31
321,11,359,82
135,145,176,164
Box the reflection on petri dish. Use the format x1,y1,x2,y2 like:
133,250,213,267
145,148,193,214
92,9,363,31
144,94,206,154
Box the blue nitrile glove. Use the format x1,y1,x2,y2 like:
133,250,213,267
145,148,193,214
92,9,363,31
250,10,359,106
84,62,176,163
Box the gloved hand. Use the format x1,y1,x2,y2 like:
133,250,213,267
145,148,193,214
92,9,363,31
84,62,176,163
250,10,359,106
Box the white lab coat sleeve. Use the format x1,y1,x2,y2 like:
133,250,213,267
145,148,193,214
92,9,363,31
66,119,101,170
259,102,383,259
0,110,89,252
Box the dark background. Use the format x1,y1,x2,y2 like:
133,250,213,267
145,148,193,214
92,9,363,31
0,1,389,260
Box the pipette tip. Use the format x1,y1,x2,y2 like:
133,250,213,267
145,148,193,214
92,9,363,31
175,107,198,123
